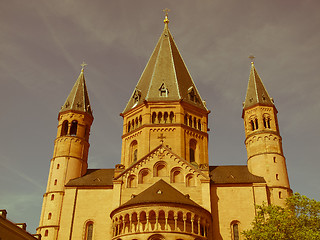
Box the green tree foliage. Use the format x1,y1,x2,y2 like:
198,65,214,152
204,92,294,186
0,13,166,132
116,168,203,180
243,193,320,240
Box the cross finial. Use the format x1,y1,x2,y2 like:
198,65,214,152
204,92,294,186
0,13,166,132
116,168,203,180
249,55,255,64
158,133,166,144
81,61,88,72
163,8,170,24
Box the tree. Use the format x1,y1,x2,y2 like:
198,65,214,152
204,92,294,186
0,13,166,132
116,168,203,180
242,193,320,240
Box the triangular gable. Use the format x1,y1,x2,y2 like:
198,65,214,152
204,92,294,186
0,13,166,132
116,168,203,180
114,144,209,181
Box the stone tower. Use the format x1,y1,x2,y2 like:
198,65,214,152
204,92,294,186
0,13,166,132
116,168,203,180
37,68,93,239
242,62,291,206
120,15,210,171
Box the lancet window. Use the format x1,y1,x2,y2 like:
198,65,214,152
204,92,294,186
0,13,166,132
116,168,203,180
85,222,94,240
249,116,259,131
189,139,197,163
184,113,202,131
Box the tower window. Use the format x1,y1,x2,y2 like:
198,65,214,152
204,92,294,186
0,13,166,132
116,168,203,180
130,140,138,163
51,194,54,201
184,114,188,125
198,119,201,130
263,115,271,129
133,149,137,162
194,117,197,128
232,222,240,240
139,115,142,126
85,222,94,240
158,112,162,123
57,164,60,169
189,139,197,163
255,118,259,130
169,111,174,123
70,120,78,136
48,213,52,220
54,179,57,185
279,191,282,199
276,174,279,180
164,112,168,123
128,122,131,132
61,120,68,136
189,116,192,127
152,112,156,124
44,230,48,236
273,157,276,163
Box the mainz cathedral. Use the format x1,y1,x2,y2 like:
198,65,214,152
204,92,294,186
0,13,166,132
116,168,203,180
37,14,291,240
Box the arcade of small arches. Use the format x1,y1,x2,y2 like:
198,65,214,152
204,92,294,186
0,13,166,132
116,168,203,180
111,208,211,239
184,114,202,131
248,114,272,131
126,163,196,188
60,119,89,140
151,111,175,124
127,115,143,132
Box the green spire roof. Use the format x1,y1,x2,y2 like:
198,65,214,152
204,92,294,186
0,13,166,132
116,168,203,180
60,69,92,116
243,62,274,109
123,19,207,113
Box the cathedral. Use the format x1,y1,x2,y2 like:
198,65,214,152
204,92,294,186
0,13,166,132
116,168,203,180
37,15,291,240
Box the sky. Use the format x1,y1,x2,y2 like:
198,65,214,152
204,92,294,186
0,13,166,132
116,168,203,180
0,0,319,234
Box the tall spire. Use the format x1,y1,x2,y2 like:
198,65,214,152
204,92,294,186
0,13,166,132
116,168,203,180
60,66,92,116
243,62,274,110
123,15,207,113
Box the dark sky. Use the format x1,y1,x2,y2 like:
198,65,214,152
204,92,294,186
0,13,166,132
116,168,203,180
0,0,319,233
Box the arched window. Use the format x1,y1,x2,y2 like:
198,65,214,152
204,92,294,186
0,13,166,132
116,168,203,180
198,119,201,130
184,114,188,125
48,213,52,220
189,116,192,127
51,194,54,201
158,112,162,123
131,119,135,130
152,112,156,124
169,111,174,123
61,120,68,136
44,230,48,236
263,115,271,129
189,139,197,163
139,115,142,126
194,117,197,128
250,120,255,131
164,112,168,123
255,118,259,130
135,117,138,128
128,121,131,132
130,140,138,163
85,222,94,240
70,120,78,136
54,179,57,185
231,222,240,240
57,164,60,169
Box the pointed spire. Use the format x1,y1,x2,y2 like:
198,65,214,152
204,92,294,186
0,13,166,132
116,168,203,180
243,61,274,109
60,66,92,116
123,16,207,113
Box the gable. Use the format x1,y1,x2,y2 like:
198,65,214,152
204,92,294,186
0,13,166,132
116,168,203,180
115,145,209,206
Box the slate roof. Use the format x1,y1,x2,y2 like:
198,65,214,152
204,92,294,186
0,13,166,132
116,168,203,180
210,165,265,184
243,62,274,110
60,69,93,116
123,19,207,114
66,169,114,187
119,179,202,208
65,166,265,187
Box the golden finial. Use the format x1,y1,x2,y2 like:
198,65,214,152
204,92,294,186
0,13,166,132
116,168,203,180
249,55,255,64
163,8,170,24
81,61,88,72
